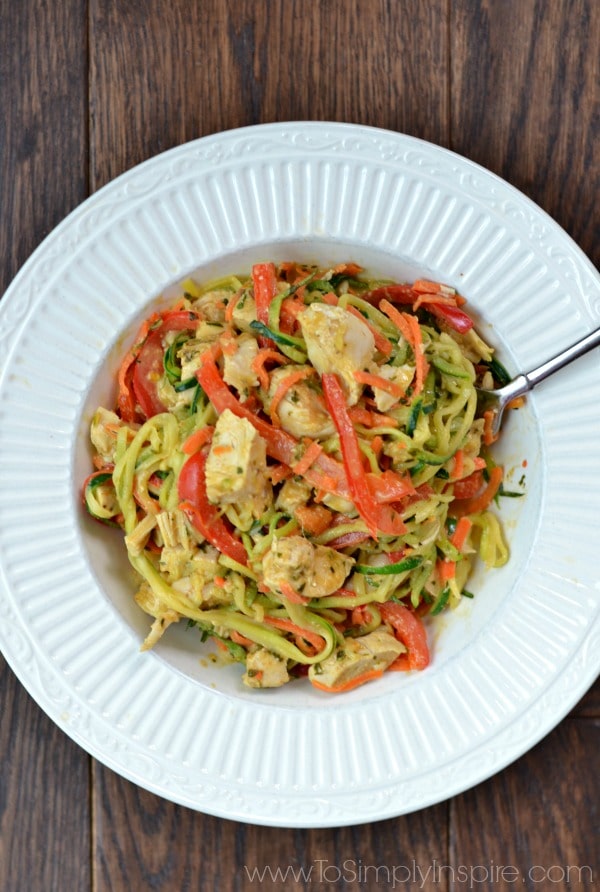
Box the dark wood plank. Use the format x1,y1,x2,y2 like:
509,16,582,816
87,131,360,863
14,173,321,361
89,0,449,189
450,0,600,270
0,1,90,889
93,760,450,891
450,719,599,891
0,0,89,295
0,659,91,892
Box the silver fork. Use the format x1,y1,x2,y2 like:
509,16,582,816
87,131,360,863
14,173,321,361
476,327,600,439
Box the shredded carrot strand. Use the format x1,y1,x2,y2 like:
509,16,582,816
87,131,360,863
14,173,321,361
181,426,215,455
269,368,313,424
278,580,310,604
412,293,457,310
263,615,325,650
452,448,464,480
230,630,254,648
224,291,241,323
371,435,384,455
437,558,456,582
269,463,293,484
379,299,429,397
292,439,324,475
310,666,384,693
251,349,290,389
483,409,498,445
455,466,504,516
353,369,405,399
348,406,399,428
450,516,472,551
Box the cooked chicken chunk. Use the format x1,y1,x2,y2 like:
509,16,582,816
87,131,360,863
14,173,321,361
267,365,334,439
205,409,271,527
90,407,122,463
298,303,375,405
156,510,193,580
223,332,260,400
171,548,232,607
192,289,229,323
275,477,312,515
262,535,354,599
230,291,257,332
369,362,414,413
308,628,405,690
177,334,222,383
243,648,290,688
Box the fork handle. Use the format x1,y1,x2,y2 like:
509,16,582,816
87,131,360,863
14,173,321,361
524,327,600,391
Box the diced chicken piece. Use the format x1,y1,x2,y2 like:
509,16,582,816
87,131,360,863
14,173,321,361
370,362,414,413
298,303,375,405
90,407,122,463
156,510,190,549
155,510,192,580
308,628,405,690
192,289,229,323
124,513,158,556
275,477,312,515
223,333,260,400
230,291,257,332
177,329,224,379
171,548,233,607
205,409,271,524
263,535,354,599
267,366,335,439
156,376,186,411
243,648,290,688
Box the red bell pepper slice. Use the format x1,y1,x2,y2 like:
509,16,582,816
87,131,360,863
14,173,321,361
178,448,248,566
123,310,201,420
427,303,473,334
379,601,430,670
363,283,474,333
321,373,406,538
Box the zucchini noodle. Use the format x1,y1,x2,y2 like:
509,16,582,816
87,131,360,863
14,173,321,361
84,261,513,693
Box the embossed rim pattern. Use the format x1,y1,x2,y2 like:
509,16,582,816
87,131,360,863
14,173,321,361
0,123,599,827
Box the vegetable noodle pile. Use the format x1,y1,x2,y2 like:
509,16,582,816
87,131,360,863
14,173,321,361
85,261,510,693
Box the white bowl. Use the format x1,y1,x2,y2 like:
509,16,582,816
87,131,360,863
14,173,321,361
1,122,599,827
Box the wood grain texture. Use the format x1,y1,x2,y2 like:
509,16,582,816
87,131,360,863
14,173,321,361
0,2,90,891
450,719,599,891
89,0,449,188
0,0,89,295
93,759,450,892
450,0,600,270
0,659,91,892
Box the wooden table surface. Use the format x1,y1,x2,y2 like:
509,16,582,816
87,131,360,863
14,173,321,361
1,2,598,890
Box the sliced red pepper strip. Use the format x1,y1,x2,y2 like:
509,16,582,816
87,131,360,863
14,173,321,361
362,283,474,333
178,449,248,566
123,310,202,420
321,372,404,538
427,303,474,333
379,601,430,670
